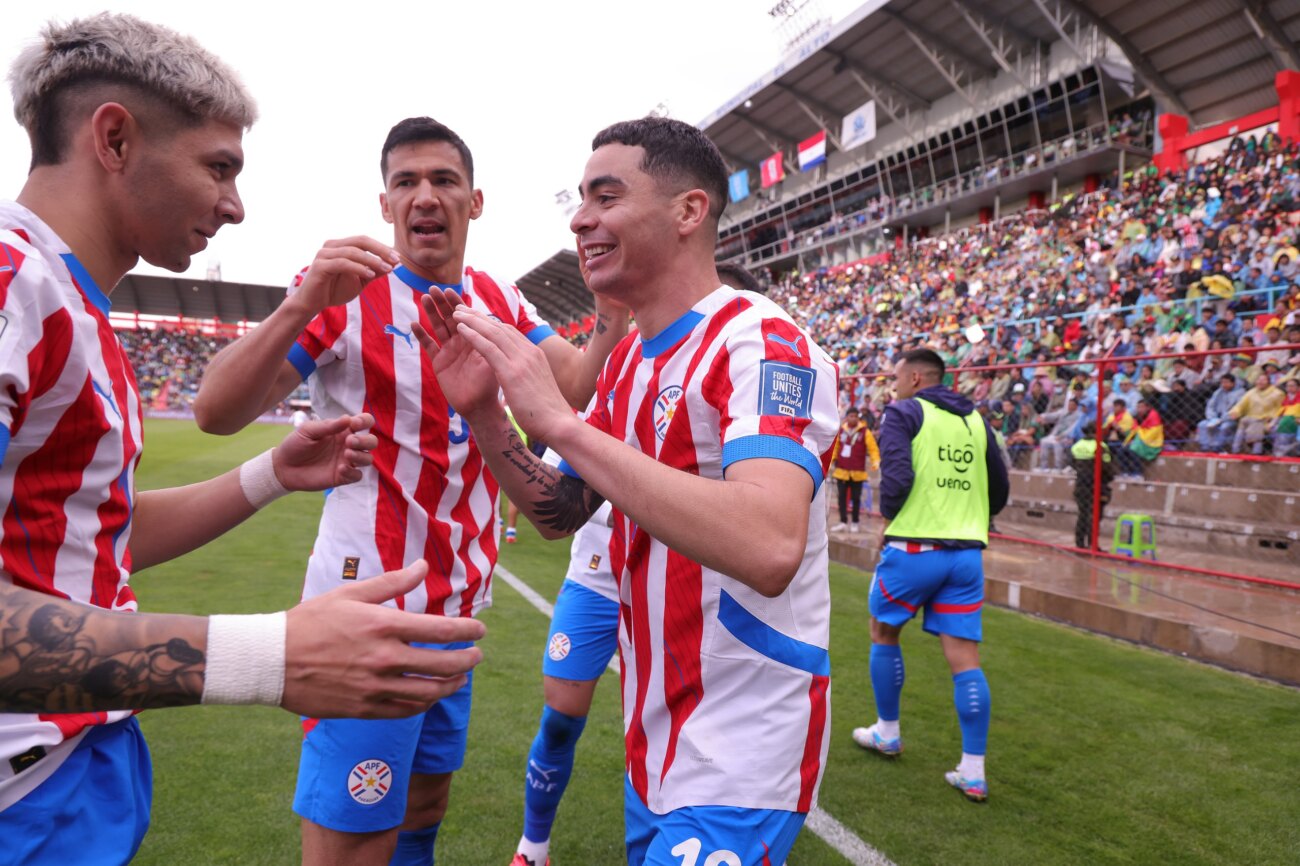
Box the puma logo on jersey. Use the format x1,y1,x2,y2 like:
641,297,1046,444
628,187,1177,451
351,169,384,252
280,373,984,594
765,333,804,357
384,324,414,348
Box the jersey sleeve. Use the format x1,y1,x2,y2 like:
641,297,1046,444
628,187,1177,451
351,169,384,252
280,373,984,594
706,315,839,490
556,356,619,479
284,269,349,381
506,281,557,346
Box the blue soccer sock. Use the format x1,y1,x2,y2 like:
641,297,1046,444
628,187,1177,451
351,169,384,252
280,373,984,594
953,668,990,756
391,822,440,866
522,705,588,844
869,643,905,723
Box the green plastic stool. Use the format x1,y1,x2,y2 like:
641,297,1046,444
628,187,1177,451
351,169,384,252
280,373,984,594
1112,513,1157,559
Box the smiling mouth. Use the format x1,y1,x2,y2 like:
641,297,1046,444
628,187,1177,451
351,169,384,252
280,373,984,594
585,244,615,262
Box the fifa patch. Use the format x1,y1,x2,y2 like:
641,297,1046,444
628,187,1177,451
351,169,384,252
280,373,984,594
348,759,392,805
653,385,684,440
759,360,815,419
588,553,602,570
342,557,360,580
548,632,572,661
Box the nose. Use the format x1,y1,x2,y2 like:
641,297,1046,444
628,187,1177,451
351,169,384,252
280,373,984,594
219,184,245,225
569,199,595,236
414,179,438,209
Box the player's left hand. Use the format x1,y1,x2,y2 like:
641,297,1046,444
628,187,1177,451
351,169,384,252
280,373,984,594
272,413,377,491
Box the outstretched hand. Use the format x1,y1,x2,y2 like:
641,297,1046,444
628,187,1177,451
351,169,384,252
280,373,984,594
273,413,378,492
282,560,485,719
412,289,505,420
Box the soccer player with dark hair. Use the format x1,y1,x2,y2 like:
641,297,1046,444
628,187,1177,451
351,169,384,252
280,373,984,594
194,116,625,865
851,347,1009,802
418,116,839,865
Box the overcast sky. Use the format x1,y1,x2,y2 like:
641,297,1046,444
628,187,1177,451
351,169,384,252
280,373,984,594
0,0,860,290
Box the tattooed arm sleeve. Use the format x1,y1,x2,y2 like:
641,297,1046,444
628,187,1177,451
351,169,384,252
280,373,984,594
497,425,604,536
0,583,206,713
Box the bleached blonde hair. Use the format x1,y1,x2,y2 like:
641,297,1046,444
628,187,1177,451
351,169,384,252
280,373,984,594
9,12,258,167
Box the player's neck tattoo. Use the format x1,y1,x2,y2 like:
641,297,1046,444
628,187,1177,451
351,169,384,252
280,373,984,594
0,585,205,713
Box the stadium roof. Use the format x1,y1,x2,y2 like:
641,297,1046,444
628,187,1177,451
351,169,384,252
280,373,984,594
512,249,594,328
699,0,1299,171
112,273,286,323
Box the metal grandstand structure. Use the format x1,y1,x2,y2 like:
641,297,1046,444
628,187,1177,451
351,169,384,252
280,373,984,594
512,0,1300,332
109,272,285,334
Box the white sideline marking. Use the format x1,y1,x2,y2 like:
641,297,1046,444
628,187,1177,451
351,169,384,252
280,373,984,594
495,564,896,866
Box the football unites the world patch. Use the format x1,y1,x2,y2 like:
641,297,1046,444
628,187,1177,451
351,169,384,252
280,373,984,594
347,759,392,805
759,360,815,419
548,632,572,661
653,385,684,440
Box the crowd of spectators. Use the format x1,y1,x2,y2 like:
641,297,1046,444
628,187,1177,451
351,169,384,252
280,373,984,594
117,328,236,412
770,133,1300,471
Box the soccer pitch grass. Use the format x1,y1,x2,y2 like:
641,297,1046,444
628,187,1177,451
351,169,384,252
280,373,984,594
129,420,1300,865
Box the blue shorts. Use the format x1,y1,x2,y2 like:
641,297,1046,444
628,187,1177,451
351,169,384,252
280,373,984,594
3,718,151,865
293,641,474,832
542,580,620,682
624,777,806,866
869,545,985,641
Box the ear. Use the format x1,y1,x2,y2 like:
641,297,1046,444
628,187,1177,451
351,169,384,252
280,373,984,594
675,188,712,238
90,103,135,174
468,188,484,221
379,192,393,224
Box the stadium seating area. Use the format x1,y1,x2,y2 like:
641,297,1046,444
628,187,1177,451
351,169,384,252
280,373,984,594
117,328,236,412
785,134,1300,465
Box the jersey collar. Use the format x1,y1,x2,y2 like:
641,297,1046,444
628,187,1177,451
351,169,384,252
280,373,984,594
60,253,111,316
394,264,463,296
641,308,704,358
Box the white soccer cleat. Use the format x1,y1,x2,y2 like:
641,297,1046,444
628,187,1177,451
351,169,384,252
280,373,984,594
852,724,902,757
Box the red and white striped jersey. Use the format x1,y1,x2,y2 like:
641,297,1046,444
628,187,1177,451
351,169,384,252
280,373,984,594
287,266,555,616
566,285,839,814
0,202,143,809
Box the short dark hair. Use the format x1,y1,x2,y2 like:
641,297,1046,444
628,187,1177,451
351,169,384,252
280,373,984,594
897,347,945,379
592,117,729,221
716,262,762,294
381,117,473,184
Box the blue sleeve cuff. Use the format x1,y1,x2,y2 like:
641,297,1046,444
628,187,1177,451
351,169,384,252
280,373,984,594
556,458,581,479
526,325,558,346
0,425,9,469
287,344,317,381
722,434,824,492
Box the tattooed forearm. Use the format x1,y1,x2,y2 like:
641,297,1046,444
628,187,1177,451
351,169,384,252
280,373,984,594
595,314,610,336
0,584,206,713
500,430,604,534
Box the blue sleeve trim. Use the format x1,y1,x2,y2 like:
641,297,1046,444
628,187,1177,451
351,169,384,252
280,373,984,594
0,426,10,468
718,590,830,676
287,344,317,382
722,434,824,491
526,325,558,346
556,458,581,479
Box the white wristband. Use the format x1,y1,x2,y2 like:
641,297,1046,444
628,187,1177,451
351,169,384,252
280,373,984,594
200,612,287,706
239,448,289,509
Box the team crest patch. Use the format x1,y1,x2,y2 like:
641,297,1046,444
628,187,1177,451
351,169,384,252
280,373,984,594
348,759,392,805
548,632,572,661
653,385,684,440
759,361,815,419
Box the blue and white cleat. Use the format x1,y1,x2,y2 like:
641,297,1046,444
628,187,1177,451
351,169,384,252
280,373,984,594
851,724,903,757
944,770,988,802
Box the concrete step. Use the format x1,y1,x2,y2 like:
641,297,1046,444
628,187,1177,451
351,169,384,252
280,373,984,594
1009,470,1300,526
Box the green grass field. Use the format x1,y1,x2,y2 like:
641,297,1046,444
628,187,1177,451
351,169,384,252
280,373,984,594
129,420,1300,865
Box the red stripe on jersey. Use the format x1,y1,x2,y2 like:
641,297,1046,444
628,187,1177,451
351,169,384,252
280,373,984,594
758,319,815,443
468,269,537,336
37,712,108,741
797,674,830,811
0,242,26,308
624,531,654,802
88,323,137,610
412,329,456,607
358,280,408,589
451,437,487,618
297,304,349,361
658,548,703,786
